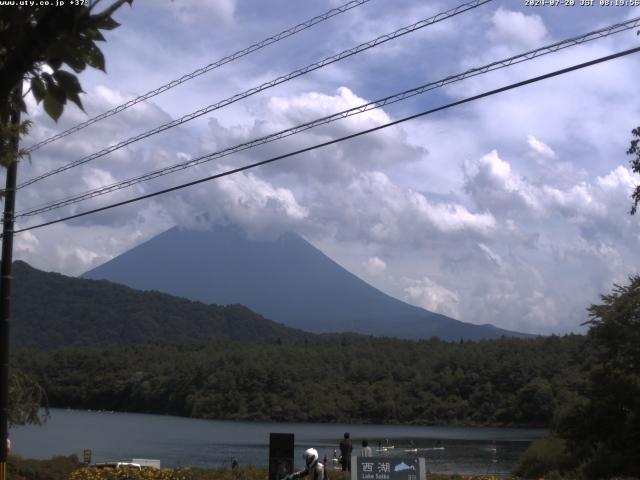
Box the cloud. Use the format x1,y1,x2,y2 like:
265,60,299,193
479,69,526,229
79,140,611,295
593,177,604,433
363,256,387,276
14,231,40,256
527,134,555,159
477,242,504,268
403,276,460,319
463,150,543,214
230,86,425,184
463,147,640,227
173,169,310,240
488,8,548,50
313,171,496,245
597,165,637,194
56,245,103,274
542,182,605,219
12,0,640,337
163,0,236,25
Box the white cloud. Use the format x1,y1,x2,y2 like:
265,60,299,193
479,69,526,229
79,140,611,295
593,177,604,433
315,171,496,245
246,87,423,184
56,245,103,273
363,256,387,276
12,0,640,336
403,276,460,319
463,150,543,214
174,170,310,240
163,0,236,25
14,231,40,255
81,168,117,191
215,171,308,221
463,148,639,226
267,87,392,132
477,242,503,268
527,134,556,159
597,165,637,193
488,8,548,50
542,182,605,219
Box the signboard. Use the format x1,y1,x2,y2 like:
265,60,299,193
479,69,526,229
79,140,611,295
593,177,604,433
351,456,426,480
268,433,294,480
83,449,92,464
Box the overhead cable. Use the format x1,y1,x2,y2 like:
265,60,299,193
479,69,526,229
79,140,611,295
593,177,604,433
15,15,640,219
16,0,492,190
23,0,372,154
10,45,640,236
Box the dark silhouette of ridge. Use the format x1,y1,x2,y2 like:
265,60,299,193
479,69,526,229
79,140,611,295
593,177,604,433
11,260,321,350
83,223,532,341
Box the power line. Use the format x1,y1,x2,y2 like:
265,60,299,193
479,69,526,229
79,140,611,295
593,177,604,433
14,15,640,219
16,0,491,190
10,45,640,236
23,0,371,154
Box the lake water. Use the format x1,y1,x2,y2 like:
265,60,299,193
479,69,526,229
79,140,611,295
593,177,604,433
10,409,545,476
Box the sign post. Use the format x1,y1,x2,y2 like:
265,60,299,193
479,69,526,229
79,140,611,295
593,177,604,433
351,457,426,480
269,433,294,480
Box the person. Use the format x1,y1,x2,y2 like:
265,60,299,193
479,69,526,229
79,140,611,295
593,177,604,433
231,458,239,469
360,439,372,457
339,432,352,472
332,449,338,466
322,455,329,480
283,448,324,480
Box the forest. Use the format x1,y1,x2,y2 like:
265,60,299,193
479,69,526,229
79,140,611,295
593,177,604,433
10,260,322,349
14,334,587,427
11,275,640,478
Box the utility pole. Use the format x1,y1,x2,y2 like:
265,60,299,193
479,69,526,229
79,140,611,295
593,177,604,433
0,92,21,480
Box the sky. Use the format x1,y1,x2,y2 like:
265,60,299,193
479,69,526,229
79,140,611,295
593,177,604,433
6,0,640,335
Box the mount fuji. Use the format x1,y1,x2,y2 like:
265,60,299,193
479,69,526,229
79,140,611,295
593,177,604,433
83,223,530,341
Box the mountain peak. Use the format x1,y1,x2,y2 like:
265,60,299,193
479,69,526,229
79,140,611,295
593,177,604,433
83,223,530,341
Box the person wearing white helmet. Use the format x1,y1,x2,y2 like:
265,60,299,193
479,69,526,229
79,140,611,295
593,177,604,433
283,448,325,480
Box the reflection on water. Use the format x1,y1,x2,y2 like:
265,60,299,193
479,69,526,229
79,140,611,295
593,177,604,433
10,409,545,477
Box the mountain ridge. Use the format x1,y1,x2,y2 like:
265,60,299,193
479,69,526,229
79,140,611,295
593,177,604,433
83,223,532,341
11,260,328,350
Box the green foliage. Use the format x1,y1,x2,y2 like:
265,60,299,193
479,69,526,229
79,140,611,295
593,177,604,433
15,335,587,427
513,436,575,479
627,128,640,214
8,453,81,480
0,0,132,431
7,367,48,426
555,276,640,478
514,378,555,425
0,0,132,166
0,115,31,170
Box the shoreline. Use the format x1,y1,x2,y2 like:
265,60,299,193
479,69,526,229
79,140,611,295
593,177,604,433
20,406,552,432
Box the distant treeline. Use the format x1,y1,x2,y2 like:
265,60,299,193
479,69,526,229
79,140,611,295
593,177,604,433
15,335,588,427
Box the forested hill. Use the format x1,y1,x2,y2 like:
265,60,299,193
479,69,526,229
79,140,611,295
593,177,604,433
16,335,588,427
11,260,321,349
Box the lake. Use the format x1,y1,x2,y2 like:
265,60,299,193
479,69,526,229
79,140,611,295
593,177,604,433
9,409,545,476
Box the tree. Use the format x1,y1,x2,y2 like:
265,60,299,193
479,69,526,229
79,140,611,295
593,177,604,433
557,276,640,478
0,0,133,165
626,128,640,214
514,377,554,426
7,368,48,427
0,0,133,433
0,1,133,111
